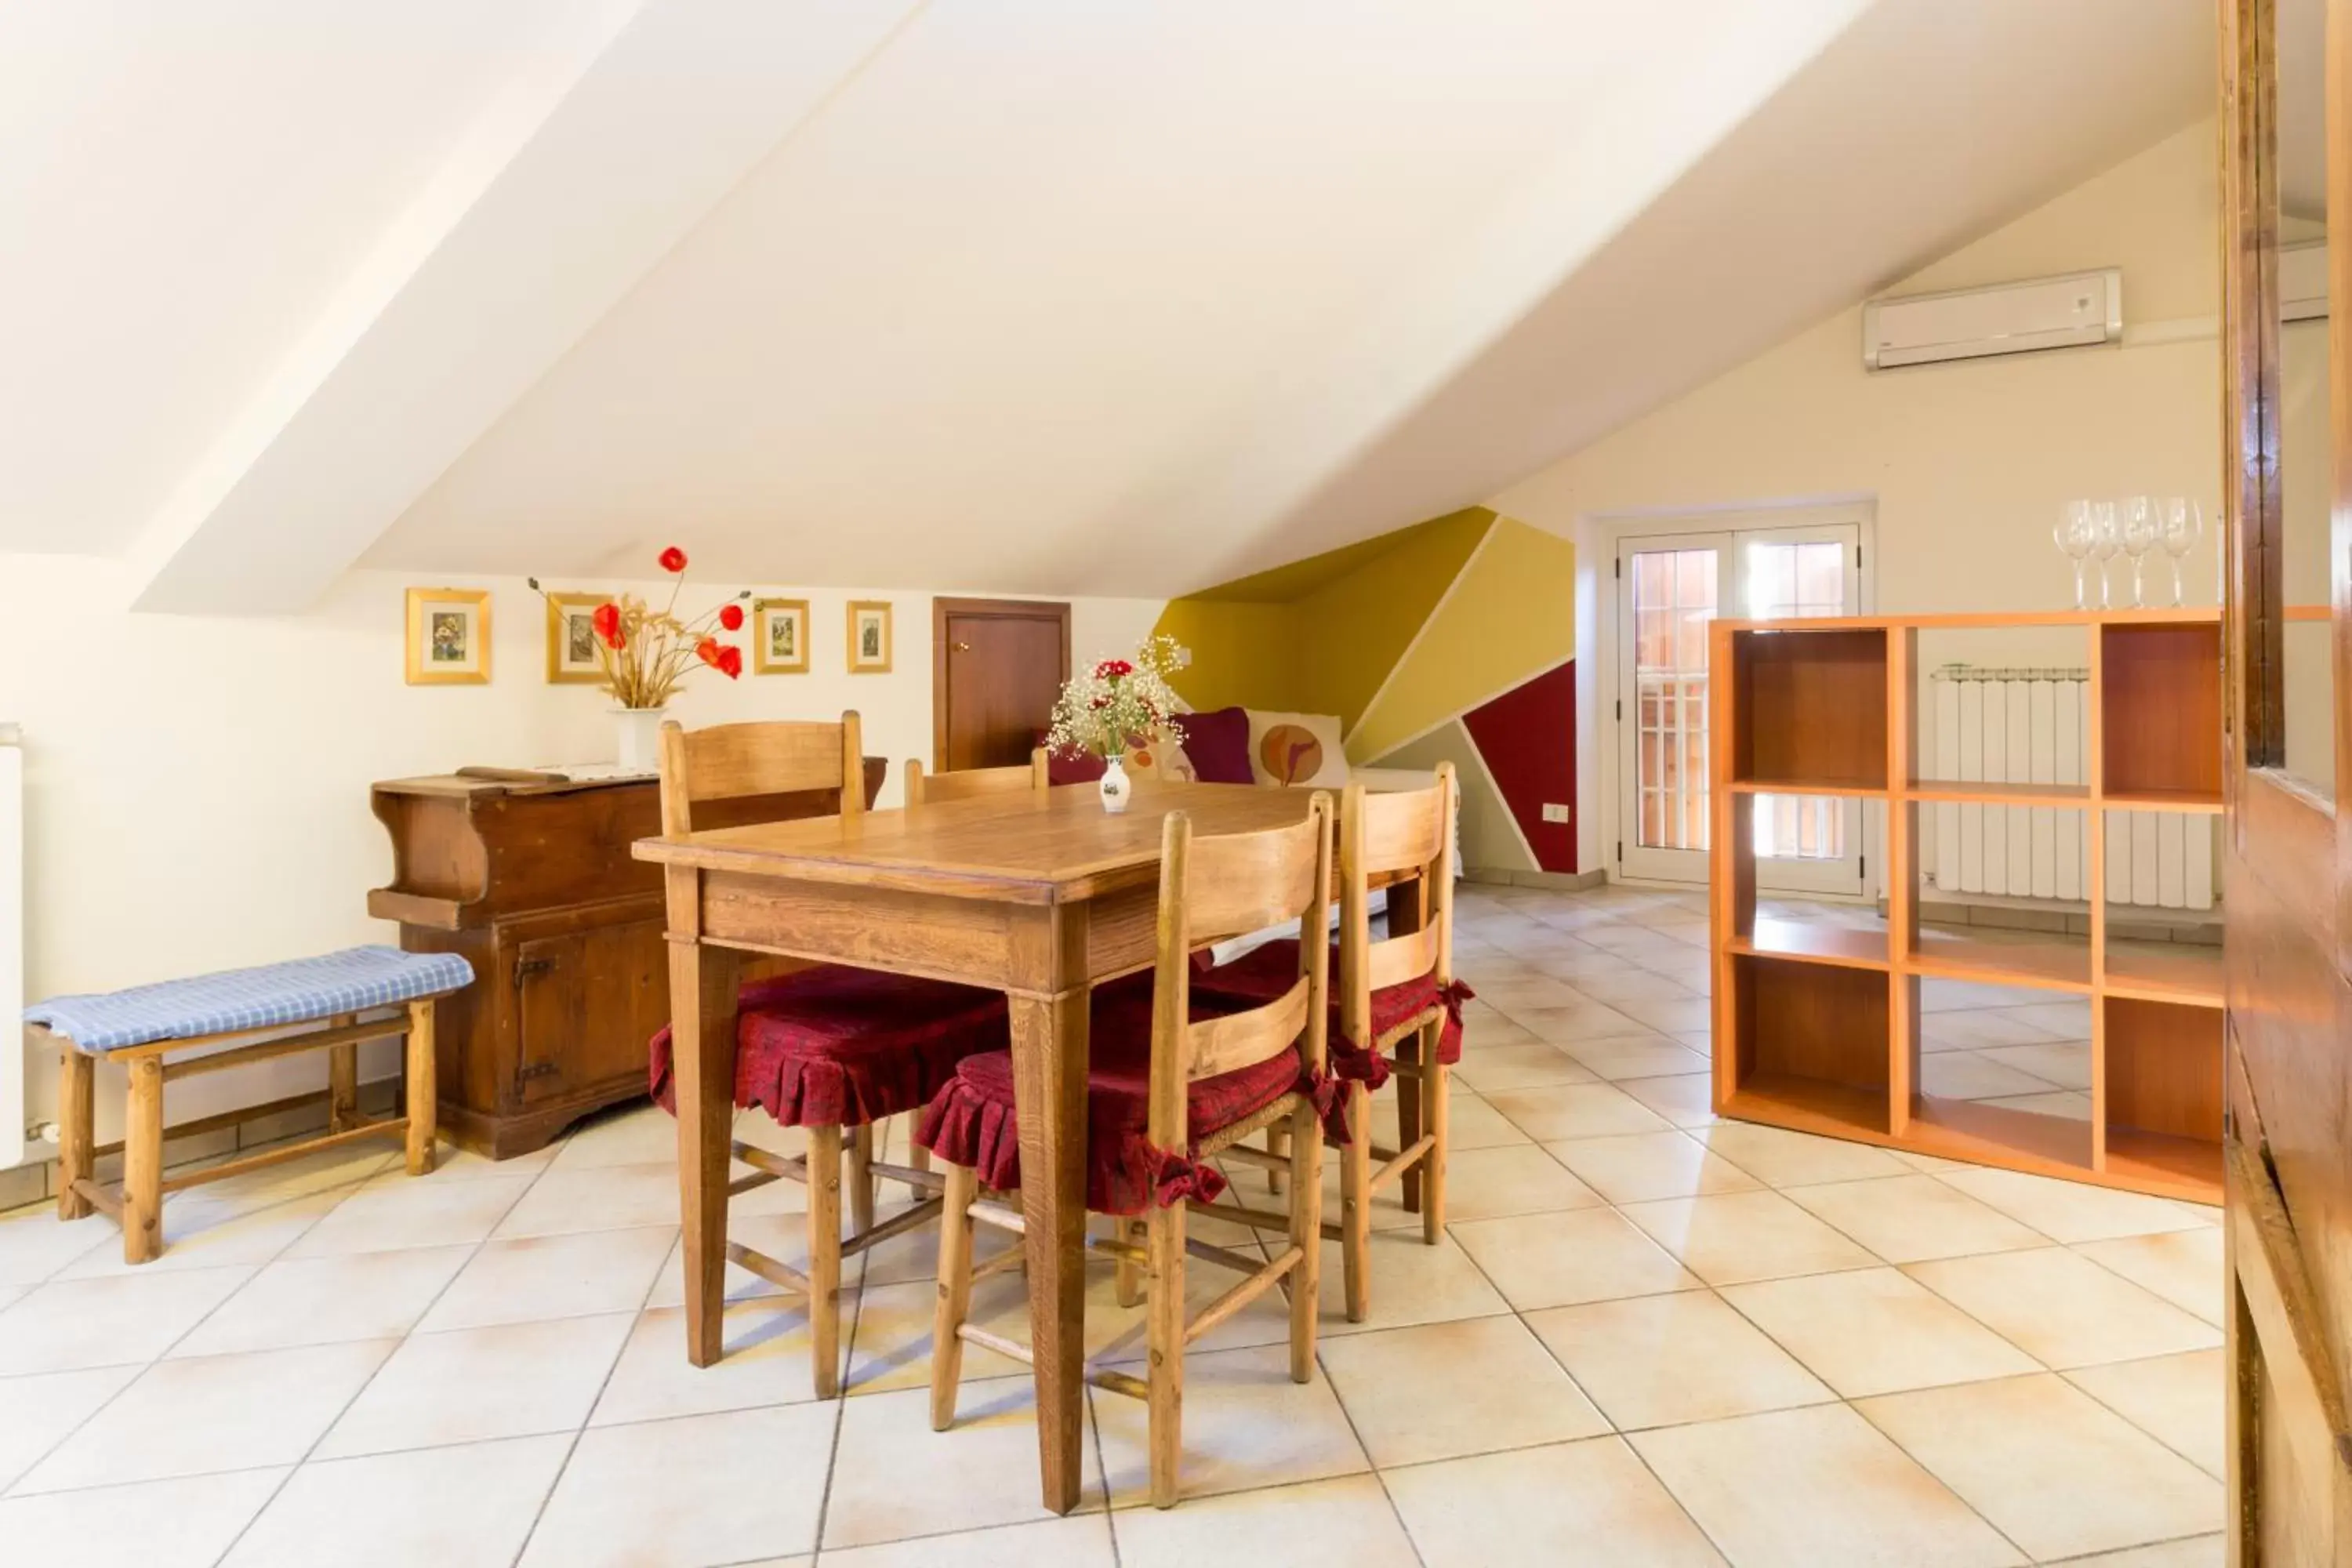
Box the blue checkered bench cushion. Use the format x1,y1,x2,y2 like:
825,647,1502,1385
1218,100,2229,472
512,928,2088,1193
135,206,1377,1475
25,946,476,1054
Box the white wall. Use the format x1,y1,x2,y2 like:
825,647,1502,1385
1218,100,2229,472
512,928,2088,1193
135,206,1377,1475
0,554,1160,1160
1490,122,2225,877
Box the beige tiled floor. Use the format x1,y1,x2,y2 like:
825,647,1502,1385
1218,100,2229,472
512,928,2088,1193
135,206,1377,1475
0,882,2226,1566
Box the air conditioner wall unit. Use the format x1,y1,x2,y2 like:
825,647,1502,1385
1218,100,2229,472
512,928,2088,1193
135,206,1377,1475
1863,268,2122,370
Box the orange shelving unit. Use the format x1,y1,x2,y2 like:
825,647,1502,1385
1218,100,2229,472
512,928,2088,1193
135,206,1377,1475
1708,609,2223,1203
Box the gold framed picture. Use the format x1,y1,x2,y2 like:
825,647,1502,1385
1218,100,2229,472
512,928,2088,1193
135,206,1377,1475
753,597,811,674
847,600,892,674
543,592,611,684
405,587,492,685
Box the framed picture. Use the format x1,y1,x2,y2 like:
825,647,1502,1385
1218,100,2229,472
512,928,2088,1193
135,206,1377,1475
753,597,811,674
543,592,611,684
847,600,892,674
405,587,492,685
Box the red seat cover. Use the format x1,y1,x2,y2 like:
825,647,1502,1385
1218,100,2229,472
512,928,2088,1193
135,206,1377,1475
1193,937,1470,1076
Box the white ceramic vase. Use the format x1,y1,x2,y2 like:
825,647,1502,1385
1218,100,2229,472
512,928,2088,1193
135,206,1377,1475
615,707,668,774
1098,755,1131,814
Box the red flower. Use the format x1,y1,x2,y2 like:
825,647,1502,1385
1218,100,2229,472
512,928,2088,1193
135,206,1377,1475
659,546,688,573
717,645,742,679
591,601,624,649
718,603,745,631
695,637,722,668
1094,658,1133,680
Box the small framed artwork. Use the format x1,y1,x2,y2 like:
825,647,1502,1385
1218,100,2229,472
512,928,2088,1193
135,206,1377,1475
543,592,611,684
405,587,492,685
847,600,892,674
753,597,811,674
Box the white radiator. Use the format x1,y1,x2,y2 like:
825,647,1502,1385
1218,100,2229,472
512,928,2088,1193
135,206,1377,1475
1929,666,2213,912
1,724,20,1169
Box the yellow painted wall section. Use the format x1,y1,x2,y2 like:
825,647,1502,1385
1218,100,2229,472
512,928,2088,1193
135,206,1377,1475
1348,517,1576,762
1150,597,1298,713
1293,506,1493,731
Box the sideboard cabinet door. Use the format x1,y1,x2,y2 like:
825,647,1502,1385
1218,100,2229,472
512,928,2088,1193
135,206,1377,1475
510,916,668,1109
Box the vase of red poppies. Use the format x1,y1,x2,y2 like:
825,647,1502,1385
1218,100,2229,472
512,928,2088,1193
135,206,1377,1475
615,707,668,774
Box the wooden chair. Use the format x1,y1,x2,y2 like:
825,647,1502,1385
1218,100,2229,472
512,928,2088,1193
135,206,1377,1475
923,797,1334,1508
650,712,1010,1396
1193,765,1462,1320
903,749,1049,807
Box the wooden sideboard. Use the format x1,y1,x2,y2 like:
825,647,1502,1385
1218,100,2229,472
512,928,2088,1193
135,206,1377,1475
368,760,887,1158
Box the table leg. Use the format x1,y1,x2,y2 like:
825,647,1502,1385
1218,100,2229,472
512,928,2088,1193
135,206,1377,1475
1010,984,1091,1515
669,936,740,1367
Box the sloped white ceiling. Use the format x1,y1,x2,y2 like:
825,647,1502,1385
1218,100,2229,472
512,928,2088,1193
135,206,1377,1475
0,0,2216,608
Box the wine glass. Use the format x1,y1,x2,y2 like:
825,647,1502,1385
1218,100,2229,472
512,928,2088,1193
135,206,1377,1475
2054,501,2098,610
2158,497,2204,606
2118,495,2159,608
2089,499,2122,609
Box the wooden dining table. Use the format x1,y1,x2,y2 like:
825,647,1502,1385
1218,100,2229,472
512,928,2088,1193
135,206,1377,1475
633,779,1346,1513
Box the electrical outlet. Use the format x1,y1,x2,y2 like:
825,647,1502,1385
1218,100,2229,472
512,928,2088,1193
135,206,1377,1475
1541,803,1570,824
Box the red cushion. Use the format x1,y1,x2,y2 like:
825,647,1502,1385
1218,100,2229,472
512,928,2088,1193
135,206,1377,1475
649,965,1008,1130
1171,706,1254,785
916,983,1300,1216
1194,938,1470,1067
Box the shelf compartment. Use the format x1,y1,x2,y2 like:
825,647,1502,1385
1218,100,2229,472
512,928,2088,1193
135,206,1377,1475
2101,1128,2222,1203
1728,627,1889,791
1728,953,1890,1134
1722,1074,1889,1142
2103,943,2223,1007
1906,1094,2095,1174
1726,916,1890,971
2101,623,2222,800
2100,787,2223,814
2103,995,2222,1145
1905,779,2091,808
1905,928,2092,993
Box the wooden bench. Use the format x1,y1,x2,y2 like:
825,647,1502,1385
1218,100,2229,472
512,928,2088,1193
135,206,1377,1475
25,946,474,1263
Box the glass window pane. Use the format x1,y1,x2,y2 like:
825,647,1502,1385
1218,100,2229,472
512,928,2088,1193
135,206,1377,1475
1796,541,1844,612
1745,543,1795,619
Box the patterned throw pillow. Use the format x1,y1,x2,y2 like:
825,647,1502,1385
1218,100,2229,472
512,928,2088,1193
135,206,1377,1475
1243,710,1349,788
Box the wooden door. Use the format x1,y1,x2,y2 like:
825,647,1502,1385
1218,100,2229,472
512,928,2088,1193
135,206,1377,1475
2223,0,2352,1558
510,914,666,1108
933,597,1070,771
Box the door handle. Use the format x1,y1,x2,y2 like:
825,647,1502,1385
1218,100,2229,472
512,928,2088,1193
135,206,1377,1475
952,641,972,653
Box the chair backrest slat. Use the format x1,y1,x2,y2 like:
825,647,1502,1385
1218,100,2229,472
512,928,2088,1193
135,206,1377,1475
906,750,1050,808
1364,921,1442,993
1339,767,1457,1048
1147,797,1333,1151
659,713,863,837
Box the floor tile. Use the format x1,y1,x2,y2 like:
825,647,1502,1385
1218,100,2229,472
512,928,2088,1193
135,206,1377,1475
1561,969,1700,1007
1781,1175,2046,1264
0,1468,286,1568
2074,1229,2224,1326
1483,1083,1670,1142
0,1211,114,1284
1618,1190,1882,1286
19,1338,394,1493
545,1103,685,1171
1317,1314,1606,1466
1433,1090,1535,1150
1978,1089,2093,1120
1975,1041,2096,1089
223,1433,570,1567
592,1300,830,1425
1694,1121,1908,1187
1919,1053,2071,1101
1719,1268,2039,1398
1312,1232,1512,1334
171,1244,474,1357
520,1403,838,1567
0,1264,256,1374
316,1311,633,1457
1614,1073,1719,1128
1920,1009,2069,1050
1545,1131,1760,1204
1449,1041,1597,1093
1631,1403,2024,1568
1094,1342,1368,1508
1526,1290,1833,1430
830,1374,1102,1544
645,1211,836,1308
1503,1002,1661,1045
1109,1472,1418,1567
1450,1208,1699,1311
52,1189,346,1280
2049,1536,2223,1566
2064,1350,2225,1478
283,1174,535,1258
1856,1373,2222,1560
1904,1248,2221,1368
416,1225,672,1332
825,1515,1116,1567
1931,1167,2208,1244
492,1160,794,1240
1610,996,1712,1035
1385,1436,1727,1567
0,1363,142,1490
1420,1144,1602,1221
1560,1036,1713,1081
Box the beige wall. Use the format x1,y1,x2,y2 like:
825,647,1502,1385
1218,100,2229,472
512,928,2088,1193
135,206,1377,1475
1490,122,2226,873
0,554,1160,1158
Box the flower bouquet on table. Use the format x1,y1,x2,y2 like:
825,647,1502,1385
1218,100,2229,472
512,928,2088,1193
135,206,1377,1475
1045,636,1191,814
531,545,750,773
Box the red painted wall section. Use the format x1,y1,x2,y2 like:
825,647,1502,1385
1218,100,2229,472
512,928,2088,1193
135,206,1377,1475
1461,660,1577,873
